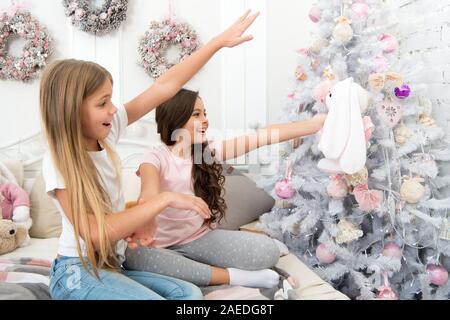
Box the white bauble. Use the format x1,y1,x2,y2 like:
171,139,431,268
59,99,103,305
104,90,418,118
333,16,353,45
311,37,329,53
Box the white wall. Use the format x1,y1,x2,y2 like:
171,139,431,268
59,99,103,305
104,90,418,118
1,0,449,156
0,0,269,150
397,0,450,129
266,0,314,123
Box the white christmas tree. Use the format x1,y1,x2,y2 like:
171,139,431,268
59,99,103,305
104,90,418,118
257,0,450,300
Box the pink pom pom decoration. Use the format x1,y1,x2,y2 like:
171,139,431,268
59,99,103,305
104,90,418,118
427,264,449,286
376,286,398,300
275,180,295,200
363,116,375,143
382,243,403,259
376,273,398,300
327,175,348,199
316,243,336,264
379,33,398,54
353,184,383,212
352,2,369,17
309,6,322,23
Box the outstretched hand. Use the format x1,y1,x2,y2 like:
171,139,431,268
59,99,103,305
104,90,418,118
214,9,260,48
126,199,157,250
311,113,328,133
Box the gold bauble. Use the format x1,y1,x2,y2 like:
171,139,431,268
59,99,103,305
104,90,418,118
345,167,369,187
335,219,363,244
394,122,413,145
419,114,437,128
400,177,425,204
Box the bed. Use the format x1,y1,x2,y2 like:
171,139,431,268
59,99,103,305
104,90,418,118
0,135,348,300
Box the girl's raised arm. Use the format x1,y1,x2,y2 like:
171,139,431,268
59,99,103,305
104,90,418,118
125,10,260,126
217,114,327,161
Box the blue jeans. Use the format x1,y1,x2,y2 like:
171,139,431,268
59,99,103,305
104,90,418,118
49,256,203,300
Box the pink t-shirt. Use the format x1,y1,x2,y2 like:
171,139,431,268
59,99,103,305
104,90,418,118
137,143,222,248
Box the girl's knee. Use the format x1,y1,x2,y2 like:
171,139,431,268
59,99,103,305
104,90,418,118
169,283,203,300
263,238,280,268
246,235,280,269
186,285,204,300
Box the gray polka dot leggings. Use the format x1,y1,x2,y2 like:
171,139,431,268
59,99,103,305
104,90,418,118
123,229,280,286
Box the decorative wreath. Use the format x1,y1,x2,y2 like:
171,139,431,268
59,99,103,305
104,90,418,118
138,18,200,79
0,10,52,82
62,0,128,35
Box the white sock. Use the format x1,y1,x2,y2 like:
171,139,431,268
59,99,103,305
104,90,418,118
273,239,289,257
227,268,280,288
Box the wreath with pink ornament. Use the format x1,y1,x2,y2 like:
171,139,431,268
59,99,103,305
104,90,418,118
0,9,52,82
138,17,200,79
62,0,128,35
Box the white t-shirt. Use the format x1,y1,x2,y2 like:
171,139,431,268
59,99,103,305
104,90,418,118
42,104,128,264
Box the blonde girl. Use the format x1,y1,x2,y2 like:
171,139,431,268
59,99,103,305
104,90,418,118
40,10,259,300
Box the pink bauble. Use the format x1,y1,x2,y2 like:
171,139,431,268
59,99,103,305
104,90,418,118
275,179,295,199
327,179,348,199
353,184,383,212
382,243,403,259
374,55,389,72
352,2,369,17
309,6,322,23
427,264,449,286
379,34,398,54
316,244,336,264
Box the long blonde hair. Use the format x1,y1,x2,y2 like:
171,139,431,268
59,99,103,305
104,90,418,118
40,59,121,278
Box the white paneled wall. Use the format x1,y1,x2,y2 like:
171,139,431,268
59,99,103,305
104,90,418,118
397,0,450,129
0,0,267,164
1,0,449,171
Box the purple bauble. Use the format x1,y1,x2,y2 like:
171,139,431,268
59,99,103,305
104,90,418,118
427,264,449,286
316,243,336,264
395,84,411,99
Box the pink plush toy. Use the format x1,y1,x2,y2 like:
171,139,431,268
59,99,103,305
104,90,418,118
0,183,32,246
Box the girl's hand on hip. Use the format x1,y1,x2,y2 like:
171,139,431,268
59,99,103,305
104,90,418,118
213,9,260,48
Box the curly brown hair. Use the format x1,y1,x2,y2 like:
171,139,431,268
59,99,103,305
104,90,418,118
155,89,227,225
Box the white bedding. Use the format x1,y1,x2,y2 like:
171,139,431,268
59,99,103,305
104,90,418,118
1,238,59,262
0,237,349,300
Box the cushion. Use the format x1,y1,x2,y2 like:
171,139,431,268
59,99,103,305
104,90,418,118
239,220,267,235
218,166,275,230
1,159,24,186
28,174,62,239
